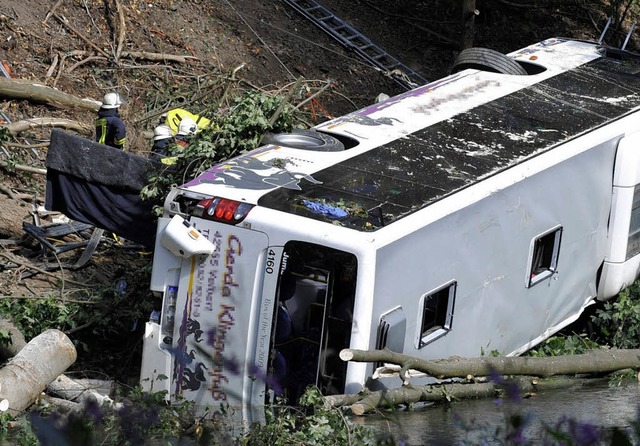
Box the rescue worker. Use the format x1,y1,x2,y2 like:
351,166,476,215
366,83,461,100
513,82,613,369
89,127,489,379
96,92,126,150
150,124,174,163
175,116,198,147
165,108,211,135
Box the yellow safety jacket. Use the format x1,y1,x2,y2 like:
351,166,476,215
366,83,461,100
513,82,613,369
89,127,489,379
165,108,211,135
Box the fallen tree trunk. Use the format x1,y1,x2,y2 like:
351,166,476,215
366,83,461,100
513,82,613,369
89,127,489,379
0,321,115,413
5,118,92,136
0,78,101,112
0,194,32,238
340,348,640,381
326,375,605,415
0,329,76,415
0,317,27,360
47,375,115,407
37,394,81,414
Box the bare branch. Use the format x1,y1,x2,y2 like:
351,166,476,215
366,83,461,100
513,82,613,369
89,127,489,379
114,0,126,61
67,56,108,73
45,53,60,79
44,0,65,24
5,142,50,149
0,161,47,175
120,51,199,63
0,253,88,287
5,118,92,136
53,14,110,58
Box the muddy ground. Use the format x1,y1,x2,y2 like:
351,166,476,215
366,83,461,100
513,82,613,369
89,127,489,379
0,0,636,381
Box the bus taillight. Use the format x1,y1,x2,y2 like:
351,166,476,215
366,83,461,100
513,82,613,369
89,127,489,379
194,198,253,224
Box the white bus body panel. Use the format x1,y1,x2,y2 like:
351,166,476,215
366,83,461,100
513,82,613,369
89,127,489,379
599,131,640,300
141,38,640,419
141,216,272,426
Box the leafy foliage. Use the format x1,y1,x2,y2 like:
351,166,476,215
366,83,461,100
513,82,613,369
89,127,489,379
15,390,203,446
141,90,302,208
241,387,377,446
0,295,81,340
0,329,12,349
591,282,640,349
526,333,599,357
0,268,152,343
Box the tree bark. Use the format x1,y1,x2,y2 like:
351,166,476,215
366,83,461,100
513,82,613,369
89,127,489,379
47,375,115,407
121,51,199,64
37,394,82,413
5,118,92,136
326,375,604,415
0,78,101,112
0,323,114,411
461,0,478,49
0,161,47,175
0,194,31,238
0,317,27,361
0,329,76,415
340,348,640,381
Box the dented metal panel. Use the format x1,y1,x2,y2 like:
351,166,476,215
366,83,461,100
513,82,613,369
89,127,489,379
258,56,640,230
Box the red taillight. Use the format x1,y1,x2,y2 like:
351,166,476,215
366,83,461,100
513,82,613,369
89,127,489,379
215,199,238,220
194,197,253,224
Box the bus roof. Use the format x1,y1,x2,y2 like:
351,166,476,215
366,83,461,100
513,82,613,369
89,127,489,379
183,39,640,231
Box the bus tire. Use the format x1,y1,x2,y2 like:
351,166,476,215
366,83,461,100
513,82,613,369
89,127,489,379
262,129,345,152
451,47,528,76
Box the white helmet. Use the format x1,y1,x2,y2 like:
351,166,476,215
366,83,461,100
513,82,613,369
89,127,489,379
153,124,173,141
102,92,123,109
177,117,198,136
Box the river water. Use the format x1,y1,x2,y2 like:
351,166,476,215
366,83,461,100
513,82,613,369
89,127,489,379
357,380,640,445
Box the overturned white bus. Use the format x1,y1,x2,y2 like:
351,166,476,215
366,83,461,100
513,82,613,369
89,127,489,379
140,37,640,424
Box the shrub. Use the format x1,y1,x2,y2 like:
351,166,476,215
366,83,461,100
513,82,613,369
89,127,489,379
591,282,640,349
141,90,302,209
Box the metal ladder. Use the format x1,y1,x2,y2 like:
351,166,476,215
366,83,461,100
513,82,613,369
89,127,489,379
598,17,637,51
283,0,428,90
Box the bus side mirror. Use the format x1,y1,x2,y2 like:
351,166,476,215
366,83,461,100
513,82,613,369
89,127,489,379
160,214,215,258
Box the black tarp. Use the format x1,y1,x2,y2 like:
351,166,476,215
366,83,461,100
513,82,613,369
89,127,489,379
45,129,158,247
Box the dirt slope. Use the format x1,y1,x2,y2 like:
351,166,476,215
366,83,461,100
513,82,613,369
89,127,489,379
1,0,626,147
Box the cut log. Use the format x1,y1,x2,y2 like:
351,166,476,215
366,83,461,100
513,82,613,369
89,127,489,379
0,317,27,361
0,322,115,411
0,193,30,239
0,329,76,415
36,394,82,414
0,78,101,112
47,375,115,407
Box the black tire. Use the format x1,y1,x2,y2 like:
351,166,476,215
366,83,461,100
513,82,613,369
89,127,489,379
262,129,345,152
451,47,528,76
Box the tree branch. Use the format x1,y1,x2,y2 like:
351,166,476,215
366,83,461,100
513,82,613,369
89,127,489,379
5,118,92,135
53,14,110,58
115,0,126,62
340,348,640,379
120,51,199,63
0,77,101,111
